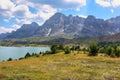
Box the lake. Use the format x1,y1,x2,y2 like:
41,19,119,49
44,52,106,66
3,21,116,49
0,46,50,61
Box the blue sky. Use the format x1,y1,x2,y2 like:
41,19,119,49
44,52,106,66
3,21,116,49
0,0,120,34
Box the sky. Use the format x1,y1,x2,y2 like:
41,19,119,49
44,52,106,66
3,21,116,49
0,0,120,34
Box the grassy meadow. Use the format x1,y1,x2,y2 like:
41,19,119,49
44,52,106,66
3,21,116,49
0,52,120,80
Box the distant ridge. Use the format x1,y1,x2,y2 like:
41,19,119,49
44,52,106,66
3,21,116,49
1,12,120,39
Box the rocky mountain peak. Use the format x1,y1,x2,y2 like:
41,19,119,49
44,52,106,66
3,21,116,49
51,12,66,19
31,22,39,26
1,12,120,39
22,22,39,28
86,15,96,21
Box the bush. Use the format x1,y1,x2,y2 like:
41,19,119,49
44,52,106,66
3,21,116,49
106,46,115,57
25,52,31,58
50,44,58,54
19,57,24,60
115,46,120,57
64,46,71,54
110,52,116,57
7,58,12,61
71,46,75,50
89,42,99,56
32,53,35,56
99,47,105,53
81,48,85,54
35,54,39,57
58,44,64,50
45,51,51,54
75,46,80,51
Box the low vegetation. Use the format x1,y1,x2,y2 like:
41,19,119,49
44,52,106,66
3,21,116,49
98,42,120,57
0,52,120,80
4,42,120,63
64,46,71,54
0,42,120,80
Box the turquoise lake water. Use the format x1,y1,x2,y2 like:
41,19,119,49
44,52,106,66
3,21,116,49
0,46,50,61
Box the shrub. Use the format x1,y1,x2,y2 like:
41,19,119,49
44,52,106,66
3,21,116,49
25,52,31,58
58,44,64,50
89,42,99,56
35,54,39,57
7,58,12,61
39,52,42,54
82,48,88,54
106,46,115,57
45,51,51,54
99,47,105,53
19,57,24,60
115,46,120,57
64,46,71,54
32,53,35,56
75,46,80,51
50,44,58,54
110,52,116,57
71,46,75,50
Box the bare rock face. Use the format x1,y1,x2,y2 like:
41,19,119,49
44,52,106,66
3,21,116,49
2,12,120,39
35,12,85,37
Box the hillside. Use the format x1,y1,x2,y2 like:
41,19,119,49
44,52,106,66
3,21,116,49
103,33,120,42
0,52,120,80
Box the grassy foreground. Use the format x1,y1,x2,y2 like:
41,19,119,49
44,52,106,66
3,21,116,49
0,52,120,80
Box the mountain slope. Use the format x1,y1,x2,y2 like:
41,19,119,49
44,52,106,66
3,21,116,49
103,33,120,42
1,12,120,39
35,13,85,37
6,22,39,38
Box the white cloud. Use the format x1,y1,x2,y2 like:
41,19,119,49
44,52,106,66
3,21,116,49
0,27,14,34
95,0,111,7
64,0,86,11
36,5,57,21
79,15,87,18
0,24,21,34
112,0,120,7
0,0,36,19
3,19,9,22
27,0,86,10
65,0,86,6
0,0,86,24
2,0,57,25
12,5,36,19
15,18,32,24
12,0,26,4
0,0,15,17
11,24,21,30
95,0,120,7
0,0,14,10
0,0,87,34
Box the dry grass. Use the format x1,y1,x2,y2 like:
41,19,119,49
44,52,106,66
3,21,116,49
0,52,120,80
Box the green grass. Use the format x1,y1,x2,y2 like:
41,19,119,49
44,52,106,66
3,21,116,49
0,52,120,80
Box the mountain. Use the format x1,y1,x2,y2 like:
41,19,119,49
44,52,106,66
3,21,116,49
6,22,39,38
1,12,120,39
35,13,85,37
103,33,120,42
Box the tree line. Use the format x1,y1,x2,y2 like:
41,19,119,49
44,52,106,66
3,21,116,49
6,42,120,62
50,43,120,57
